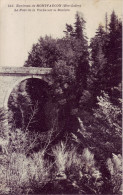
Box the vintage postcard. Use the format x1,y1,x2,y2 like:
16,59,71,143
0,0,122,194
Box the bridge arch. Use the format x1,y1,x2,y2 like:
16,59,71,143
3,75,51,109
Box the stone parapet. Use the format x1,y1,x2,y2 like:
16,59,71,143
0,67,52,76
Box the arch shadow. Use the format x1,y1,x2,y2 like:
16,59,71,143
3,75,49,109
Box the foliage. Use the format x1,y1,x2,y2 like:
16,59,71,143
107,153,122,194
0,103,122,194
74,91,122,158
89,11,122,106
0,108,8,139
25,36,60,68
89,25,107,96
0,10,122,195
71,91,122,194
104,11,122,92
0,151,52,194
24,11,89,112
8,81,32,130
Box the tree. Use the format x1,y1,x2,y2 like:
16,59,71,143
88,24,107,104
104,11,122,92
63,12,89,106
23,12,90,134
89,11,122,105
74,12,89,90
24,36,60,68
105,13,108,33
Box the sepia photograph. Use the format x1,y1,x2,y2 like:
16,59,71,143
0,0,122,194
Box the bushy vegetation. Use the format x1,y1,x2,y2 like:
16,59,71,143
0,11,122,194
0,100,122,194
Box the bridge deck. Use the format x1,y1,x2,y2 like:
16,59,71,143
0,67,52,75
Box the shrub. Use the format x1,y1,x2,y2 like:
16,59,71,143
107,153,122,194
0,150,52,194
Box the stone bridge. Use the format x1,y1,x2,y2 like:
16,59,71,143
0,67,52,109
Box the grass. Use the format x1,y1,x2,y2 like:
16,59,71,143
0,146,53,194
0,107,122,194
0,131,103,194
0,133,122,194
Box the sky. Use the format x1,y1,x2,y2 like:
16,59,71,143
0,0,122,67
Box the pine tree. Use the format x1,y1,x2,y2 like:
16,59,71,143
74,12,89,94
89,24,107,98
74,12,83,39
63,24,74,37
105,13,108,33
104,11,122,93
89,11,122,105
63,12,89,106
